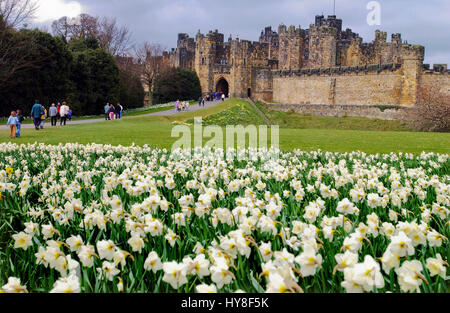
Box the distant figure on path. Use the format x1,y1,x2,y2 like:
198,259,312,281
221,93,225,101
40,106,47,129
202,97,205,107
108,103,116,120
116,103,123,119
68,108,73,121
31,100,42,131
119,103,123,119
49,104,57,126
7,111,18,139
105,103,110,120
60,102,69,126
16,110,24,138
56,103,61,121
198,97,202,107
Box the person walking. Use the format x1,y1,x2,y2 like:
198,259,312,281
49,104,57,126
115,103,122,120
104,103,110,120
221,93,225,102
202,97,205,107
198,97,202,107
56,102,61,121
68,108,72,121
60,102,69,126
15,110,24,138
118,103,123,119
31,100,42,131
39,105,47,129
108,103,115,120
7,111,18,139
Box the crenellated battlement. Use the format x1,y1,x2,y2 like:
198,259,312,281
272,63,402,78
163,14,448,108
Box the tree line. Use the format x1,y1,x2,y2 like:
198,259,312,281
0,0,202,117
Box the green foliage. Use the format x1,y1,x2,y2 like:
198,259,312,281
68,48,120,115
0,29,73,117
0,27,142,117
119,69,145,110
152,67,202,105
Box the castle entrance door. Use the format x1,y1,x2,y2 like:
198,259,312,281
216,78,229,97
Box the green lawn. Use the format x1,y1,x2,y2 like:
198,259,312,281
2,99,449,154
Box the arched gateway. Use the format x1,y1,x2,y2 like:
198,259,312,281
216,78,229,97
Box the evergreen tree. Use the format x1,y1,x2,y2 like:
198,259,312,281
152,67,202,105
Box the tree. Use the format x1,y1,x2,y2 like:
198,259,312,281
0,0,37,28
52,14,131,56
97,16,132,56
0,28,73,116
119,69,145,110
410,84,450,132
152,67,202,105
134,42,169,103
0,16,41,92
69,47,120,115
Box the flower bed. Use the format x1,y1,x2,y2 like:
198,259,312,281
0,143,448,293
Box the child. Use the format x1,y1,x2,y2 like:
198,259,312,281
7,111,18,139
16,110,24,138
68,109,73,121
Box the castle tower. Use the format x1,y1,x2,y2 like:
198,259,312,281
308,21,338,68
230,39,251,98
400,44,425,106
194,30,224,94
278,25,305,70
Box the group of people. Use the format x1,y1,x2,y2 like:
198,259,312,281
33,101,72,129
174,100,190,112
205,91,228,102
6,100,72,138
104,103,123,120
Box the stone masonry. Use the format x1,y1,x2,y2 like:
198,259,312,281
164,15,449,119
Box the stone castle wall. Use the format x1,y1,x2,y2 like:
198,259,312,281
163,15,449,120
271,64,404,106
266,103,412,121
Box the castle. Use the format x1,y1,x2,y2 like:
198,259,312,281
164,15,449,116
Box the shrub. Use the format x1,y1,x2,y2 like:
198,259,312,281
411,84,450,132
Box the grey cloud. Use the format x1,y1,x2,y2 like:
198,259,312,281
34,0,450,64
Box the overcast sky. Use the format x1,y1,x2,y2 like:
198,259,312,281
33,0,450,65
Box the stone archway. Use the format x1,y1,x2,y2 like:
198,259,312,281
216,78,229,97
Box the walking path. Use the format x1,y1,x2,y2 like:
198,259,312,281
0,100,224,130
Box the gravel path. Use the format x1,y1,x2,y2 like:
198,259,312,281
0,100,224,130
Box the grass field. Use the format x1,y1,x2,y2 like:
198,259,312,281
254,101,414,132
1,98,449,154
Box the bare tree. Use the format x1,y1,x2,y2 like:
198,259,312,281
134,42,169,99
51,14,131,56
410,84,450,132
0,0,38,28
97,16,132,56
51,13,98,42
51,16,73,40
